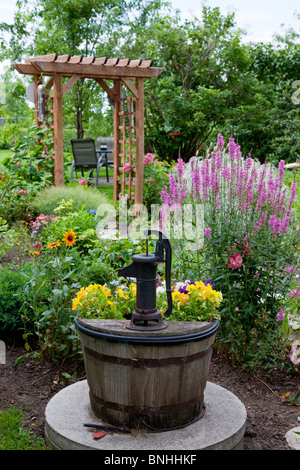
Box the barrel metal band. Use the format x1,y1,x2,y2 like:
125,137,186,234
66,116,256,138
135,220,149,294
84,345,212,368
90,390,204,415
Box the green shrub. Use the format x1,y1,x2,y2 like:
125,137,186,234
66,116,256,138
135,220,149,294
0,266,33,340
29,185,109,216
19,248,84,360
0,217,19,259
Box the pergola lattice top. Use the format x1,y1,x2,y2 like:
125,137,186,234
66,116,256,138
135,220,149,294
13,54,163,204
14,54,162,79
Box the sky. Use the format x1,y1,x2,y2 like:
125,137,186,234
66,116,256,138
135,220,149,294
171,0,300,42
0,0,300,43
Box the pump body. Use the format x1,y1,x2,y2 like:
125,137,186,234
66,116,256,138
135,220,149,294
118,230,172,330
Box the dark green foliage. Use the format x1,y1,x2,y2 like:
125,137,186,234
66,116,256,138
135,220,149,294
0,266,33,340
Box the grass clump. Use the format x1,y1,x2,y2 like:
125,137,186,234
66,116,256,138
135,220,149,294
0,406,46,450
30,185,111,216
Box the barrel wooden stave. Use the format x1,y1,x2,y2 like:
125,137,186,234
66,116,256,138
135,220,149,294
78,321,216,429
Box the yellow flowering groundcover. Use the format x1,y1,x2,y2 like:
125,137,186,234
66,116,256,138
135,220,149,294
165,280,222,322
72,282,137,319
72,279,222,322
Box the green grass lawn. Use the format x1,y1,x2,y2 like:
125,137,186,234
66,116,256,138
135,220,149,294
0,406,46,450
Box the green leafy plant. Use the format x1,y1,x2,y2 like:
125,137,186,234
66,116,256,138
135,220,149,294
31,200,100,255
2,125,54,187
0,266,32,339
142,153,170,209
0,217,19,258
19,242,85,360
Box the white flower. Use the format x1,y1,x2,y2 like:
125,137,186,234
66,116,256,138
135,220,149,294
157,281,166,296
173,282,187,291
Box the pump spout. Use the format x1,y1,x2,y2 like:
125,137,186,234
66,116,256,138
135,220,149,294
118,262,137,279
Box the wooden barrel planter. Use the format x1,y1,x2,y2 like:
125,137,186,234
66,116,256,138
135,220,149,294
75,318,219,431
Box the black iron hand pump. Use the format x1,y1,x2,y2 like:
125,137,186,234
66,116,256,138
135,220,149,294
118,230,173,330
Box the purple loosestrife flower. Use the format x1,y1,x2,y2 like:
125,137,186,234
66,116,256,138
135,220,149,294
191,159,201,203
176,158,185,182
277,160,285,186
204,228,212,239
217,133,224,149
276,308,285,322
228,137,237,160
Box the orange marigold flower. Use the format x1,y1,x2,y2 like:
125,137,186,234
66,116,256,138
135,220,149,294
62,229,76,246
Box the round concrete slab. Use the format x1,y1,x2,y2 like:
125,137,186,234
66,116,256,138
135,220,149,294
285,427,300,450
45,380,246,450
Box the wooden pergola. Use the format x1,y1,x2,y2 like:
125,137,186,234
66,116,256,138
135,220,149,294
13,54,163,204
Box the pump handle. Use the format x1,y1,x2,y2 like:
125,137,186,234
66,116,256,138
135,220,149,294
145,230,173,318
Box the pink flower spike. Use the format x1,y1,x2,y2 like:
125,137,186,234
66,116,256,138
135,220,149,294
204,228,212,239
276,308,285,322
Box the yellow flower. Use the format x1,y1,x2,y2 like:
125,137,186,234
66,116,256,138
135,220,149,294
117,288,129,299
29,250,40,255
172,291,189,305
107,300,114,307
47,241,61,249
86,284,99,293
72,297,82,310
129,283,137,296
76,288,88,300
62,229,76,246
99,285,111,298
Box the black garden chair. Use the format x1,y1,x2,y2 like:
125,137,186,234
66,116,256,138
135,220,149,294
70,138,103,186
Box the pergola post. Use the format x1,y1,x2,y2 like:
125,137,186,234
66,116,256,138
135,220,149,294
53,73,64,186
113,79,121,204
135,78,144,205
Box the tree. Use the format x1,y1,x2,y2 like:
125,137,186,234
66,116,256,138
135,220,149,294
246,39,300,163
0,0,163,138
0,69,34,147
117,6,261,160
